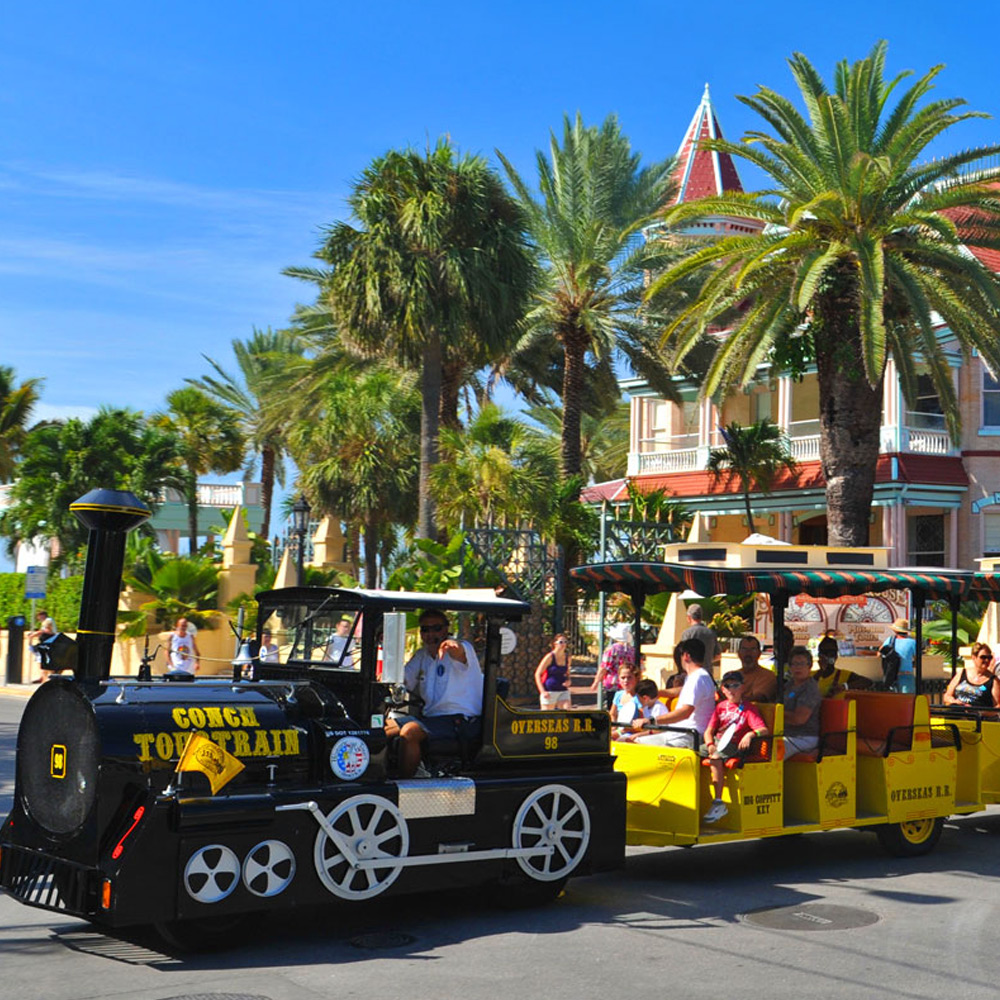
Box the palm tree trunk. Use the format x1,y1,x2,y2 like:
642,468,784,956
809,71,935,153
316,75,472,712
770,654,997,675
363,513,379,588
345,521,361,580
560,329,588,483
743,483,756,535
259,444,275,542
185,468,199,555
815,285,884,548
418,329,442,539
438,358,463,430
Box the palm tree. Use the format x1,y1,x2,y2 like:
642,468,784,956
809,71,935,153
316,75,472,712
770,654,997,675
155,388,245,554
288,365,420,587
707,419,797,535
497,113,677,484
286,139,534,539
0,366,42,482
188,327,305,542
649,42,1000,546
0,409,185,566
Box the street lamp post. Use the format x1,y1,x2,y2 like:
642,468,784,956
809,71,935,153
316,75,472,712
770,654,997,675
291,495,311,587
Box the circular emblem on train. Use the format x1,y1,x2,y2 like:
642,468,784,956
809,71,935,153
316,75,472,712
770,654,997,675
826,781,849,808
183,844,240,903
330,737,369,781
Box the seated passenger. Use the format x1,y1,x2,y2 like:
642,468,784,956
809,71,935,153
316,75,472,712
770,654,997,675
812,635,872,696
390,609,483,778
943,642,1000,708
259,629,280,664
783,645,822,756
609,664,640,726
615,678,667,741
736,635,778,703
632,638,715,748
701,670,769,824
325,617,355,667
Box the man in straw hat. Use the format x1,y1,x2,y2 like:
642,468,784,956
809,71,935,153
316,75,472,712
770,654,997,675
880,618,917,694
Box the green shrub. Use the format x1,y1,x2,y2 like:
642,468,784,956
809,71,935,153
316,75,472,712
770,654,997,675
0,573,84,630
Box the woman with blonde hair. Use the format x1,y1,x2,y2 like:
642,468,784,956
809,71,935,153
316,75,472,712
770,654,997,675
535,634,573,710
943,642,1000,708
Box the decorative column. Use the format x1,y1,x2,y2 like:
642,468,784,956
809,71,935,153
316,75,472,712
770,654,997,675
217,506,258,607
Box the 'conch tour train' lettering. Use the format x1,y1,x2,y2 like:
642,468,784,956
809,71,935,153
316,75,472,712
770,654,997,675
132,704,301,762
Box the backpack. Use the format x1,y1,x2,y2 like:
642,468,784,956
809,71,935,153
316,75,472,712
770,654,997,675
880,637,901,688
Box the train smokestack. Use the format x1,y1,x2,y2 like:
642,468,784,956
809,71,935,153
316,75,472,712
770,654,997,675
70,488,151,682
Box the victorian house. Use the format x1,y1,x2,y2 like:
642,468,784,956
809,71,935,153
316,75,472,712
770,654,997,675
588,86,1000,571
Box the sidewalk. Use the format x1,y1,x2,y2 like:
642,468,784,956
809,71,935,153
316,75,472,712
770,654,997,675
0,682,35,699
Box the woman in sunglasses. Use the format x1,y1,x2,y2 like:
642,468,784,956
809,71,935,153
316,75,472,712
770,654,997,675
943,642,1000,708
535,634,572,710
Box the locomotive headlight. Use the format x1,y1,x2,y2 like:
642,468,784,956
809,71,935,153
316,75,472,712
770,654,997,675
329,737,370,781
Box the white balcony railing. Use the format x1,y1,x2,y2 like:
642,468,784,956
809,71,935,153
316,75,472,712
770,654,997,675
636,449,701,474
161,482,262,507
903,427,951,454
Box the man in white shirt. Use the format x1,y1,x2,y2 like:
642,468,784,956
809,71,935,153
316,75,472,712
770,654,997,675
325,617,355,668
167,618,200,676
392,609,482,777
635,637,716,748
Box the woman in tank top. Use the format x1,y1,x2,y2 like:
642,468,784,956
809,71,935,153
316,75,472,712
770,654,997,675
943,643,1000,708
535,634,572,710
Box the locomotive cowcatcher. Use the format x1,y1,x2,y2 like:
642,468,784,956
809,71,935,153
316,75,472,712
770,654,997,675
0,489,625,945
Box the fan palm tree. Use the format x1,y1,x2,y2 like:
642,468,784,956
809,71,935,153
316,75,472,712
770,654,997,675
155,388,245,554
706,419,797,534
0,366,42,482
649,41,1000,546
289,365,420,587
188,327,305,541
497,113,677,484
286,139,534,539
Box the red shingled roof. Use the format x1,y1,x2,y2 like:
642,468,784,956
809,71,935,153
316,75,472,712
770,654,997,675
941,183,1000,274
672,84,744,204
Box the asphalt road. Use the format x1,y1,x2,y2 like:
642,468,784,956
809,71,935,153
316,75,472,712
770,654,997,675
3,693,1000,1000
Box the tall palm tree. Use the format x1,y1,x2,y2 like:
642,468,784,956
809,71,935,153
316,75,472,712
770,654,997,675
286,139,534,539
289,365,419,586
0,366,42,482
155,388,245,554
706,419,797,534
188,327,305,542
649,42,1000,546
497,113,677,484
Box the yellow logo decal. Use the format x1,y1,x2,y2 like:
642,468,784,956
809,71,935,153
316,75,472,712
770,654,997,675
50,744,67,779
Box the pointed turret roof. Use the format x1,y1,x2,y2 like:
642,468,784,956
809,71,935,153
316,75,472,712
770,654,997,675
672,84,744,204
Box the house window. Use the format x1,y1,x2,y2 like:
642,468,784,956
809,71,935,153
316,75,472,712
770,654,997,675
984,367,1000,428
907,514,945,566
984,512,1000,556
907,374,945,430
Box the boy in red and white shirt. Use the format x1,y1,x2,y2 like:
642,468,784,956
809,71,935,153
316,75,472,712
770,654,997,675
702,670,768,824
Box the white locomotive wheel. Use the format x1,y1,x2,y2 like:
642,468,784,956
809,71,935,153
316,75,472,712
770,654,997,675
183,844,241,904
313,794,409,900
513,784,590,882
242,839,296,898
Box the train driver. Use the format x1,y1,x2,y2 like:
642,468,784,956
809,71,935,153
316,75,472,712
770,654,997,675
391,609,483,778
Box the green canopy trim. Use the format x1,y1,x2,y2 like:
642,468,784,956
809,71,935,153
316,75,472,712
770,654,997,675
569,562,973,600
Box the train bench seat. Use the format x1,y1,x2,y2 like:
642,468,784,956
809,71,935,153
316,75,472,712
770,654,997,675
845,691,915,757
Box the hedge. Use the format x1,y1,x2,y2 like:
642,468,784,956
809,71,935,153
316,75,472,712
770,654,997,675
0,573,85,631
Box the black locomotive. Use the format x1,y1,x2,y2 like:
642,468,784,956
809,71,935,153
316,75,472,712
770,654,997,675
0,489,624,945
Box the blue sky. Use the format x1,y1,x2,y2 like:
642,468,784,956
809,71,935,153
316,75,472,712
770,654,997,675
4,1,1000,474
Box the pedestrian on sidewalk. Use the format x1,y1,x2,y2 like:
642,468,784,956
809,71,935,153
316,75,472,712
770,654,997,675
535,634,572,710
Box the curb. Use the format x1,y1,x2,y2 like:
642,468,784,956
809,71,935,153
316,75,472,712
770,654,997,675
0,684,35,699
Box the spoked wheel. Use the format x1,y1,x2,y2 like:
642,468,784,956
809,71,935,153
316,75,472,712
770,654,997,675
313,794,409,900
875,816,944,857
512,784,591,882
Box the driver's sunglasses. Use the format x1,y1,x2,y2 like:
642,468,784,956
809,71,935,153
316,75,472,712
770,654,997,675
420,624,447,633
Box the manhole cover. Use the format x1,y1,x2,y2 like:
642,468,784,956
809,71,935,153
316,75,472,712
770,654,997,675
742,903,879,931
350,931,417,949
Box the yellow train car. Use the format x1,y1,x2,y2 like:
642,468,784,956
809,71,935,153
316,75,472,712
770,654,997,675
572,557,991,858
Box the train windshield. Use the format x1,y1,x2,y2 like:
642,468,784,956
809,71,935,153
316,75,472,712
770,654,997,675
258,603,362,671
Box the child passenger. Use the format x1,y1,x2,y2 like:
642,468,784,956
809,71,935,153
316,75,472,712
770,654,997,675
615,679,667,742
702,671,769,824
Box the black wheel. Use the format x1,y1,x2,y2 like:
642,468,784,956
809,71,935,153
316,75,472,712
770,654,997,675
153,913,251,952
487,873,568,909
875,816,944,857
